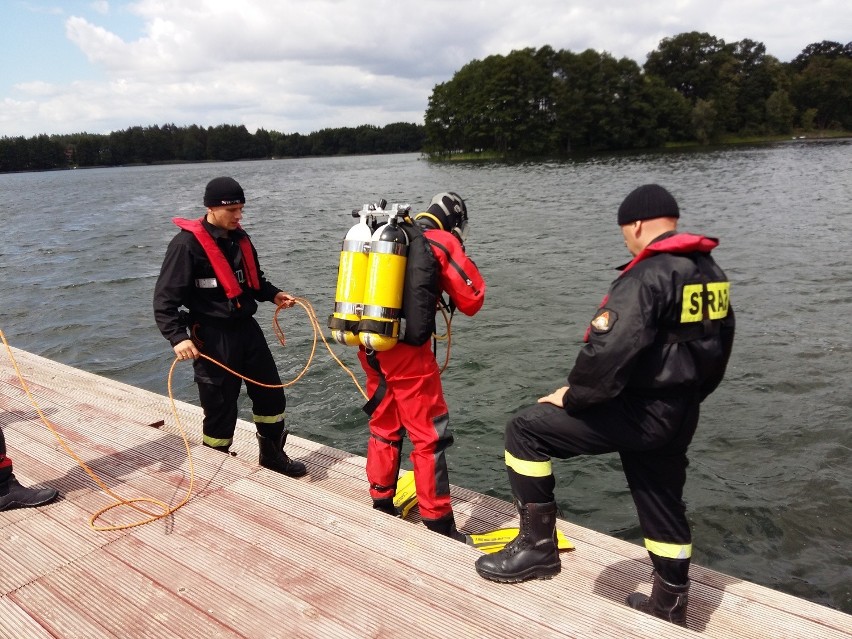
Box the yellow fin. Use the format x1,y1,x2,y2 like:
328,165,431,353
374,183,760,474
392,470,418,518
466,527,574,553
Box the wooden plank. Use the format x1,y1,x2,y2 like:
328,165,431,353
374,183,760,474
10,553,241,639
133,491,562,638
7,580,117,639
0,597,54,638
221,476,691,638
1,346,851,639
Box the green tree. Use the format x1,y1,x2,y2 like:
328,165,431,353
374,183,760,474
789,40,852,71
380,122,425,152
206,124,255,161
729,39,784,135
180,125,207,161
0,136,28,172
551,49,659,151
424,81,458,154
691,99,719,144
27,134,67,170
254,128,274,157
790,54,852,129
643,77,692,143
801,108,818,131
644,32,744,137
481,47,554,155
765,89,796,133
644,32,729,101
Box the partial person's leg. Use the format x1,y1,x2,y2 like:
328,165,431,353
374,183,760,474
379,344,463,540
198,375,241,450
358,348,404,514
477,400,638,582
623,403,700,626
193,323,240,452
244,321,306,477
0,427,58,511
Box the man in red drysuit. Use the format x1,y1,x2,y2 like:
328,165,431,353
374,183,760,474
359,192,485,540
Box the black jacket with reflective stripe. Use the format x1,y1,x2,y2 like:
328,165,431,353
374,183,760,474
564,232,735,415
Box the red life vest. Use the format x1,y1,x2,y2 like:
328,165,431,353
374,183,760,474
584,233,718,342
172,217,260,300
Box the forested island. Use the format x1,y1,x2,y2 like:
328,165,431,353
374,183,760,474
423,35,851,156
1,33,849,172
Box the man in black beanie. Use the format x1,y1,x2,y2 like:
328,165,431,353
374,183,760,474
475,184,735,628
154,176,306,478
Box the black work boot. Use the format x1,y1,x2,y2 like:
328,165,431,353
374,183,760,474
475,501,561,583
627,571,690,627
256,431,307,477
372,497,398,516
203,442,232,454
0,474,59,511
422,512,467,542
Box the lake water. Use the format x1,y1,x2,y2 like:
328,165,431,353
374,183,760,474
1,142,850,613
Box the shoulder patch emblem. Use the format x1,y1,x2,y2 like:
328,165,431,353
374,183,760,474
590,308,617,333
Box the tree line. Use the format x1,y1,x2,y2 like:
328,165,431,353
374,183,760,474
0,122,425,173
424,35,852,155
1,34,850,172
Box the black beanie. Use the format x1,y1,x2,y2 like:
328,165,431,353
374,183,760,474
617,184,679,225
204,176,245,207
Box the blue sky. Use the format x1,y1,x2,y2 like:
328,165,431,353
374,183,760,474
1,0,850,138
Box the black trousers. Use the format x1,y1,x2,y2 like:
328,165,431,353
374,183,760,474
504,394,700,582
191,317,286,447
0,428,11,482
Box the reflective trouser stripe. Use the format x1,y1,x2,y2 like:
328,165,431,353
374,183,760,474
505,450,552,478
645,538,693,559
253,411,286,424
203,434,233,448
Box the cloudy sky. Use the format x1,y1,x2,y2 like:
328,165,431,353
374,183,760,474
2,0,849,138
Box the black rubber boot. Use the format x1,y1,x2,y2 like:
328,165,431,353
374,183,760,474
203,442,232,454
627,571,690,627
475,501,561,583
0,474,59,511
256,431,307,477
422,512,467,542
372,497,398,516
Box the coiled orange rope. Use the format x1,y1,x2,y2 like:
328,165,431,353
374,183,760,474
0,295,451,531
1,328,192,531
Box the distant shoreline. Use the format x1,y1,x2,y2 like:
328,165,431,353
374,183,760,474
432,131,852,162
2,134,849,174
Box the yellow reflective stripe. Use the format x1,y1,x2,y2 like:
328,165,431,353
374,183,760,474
504,450,552,478
253,412,286,424
680,281,730,323
203,434,232,448
645,538,692,559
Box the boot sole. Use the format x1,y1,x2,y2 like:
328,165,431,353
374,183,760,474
0,494,58,511
259,463,308,478
475,562,561,584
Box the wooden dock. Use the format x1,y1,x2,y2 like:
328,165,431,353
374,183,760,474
1,347,850,638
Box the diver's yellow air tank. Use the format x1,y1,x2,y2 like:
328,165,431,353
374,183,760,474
329,215,372,345
359,217,409,351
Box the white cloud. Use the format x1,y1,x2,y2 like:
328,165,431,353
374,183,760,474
1,0,849,137
90,0,110,15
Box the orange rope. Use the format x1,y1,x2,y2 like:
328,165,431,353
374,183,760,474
1,329,194,531
0,295,452,531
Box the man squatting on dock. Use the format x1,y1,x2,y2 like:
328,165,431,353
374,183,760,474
475,184,735,627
